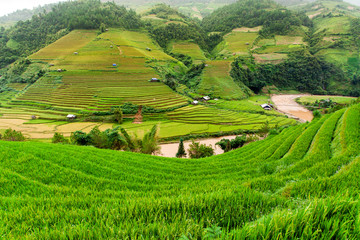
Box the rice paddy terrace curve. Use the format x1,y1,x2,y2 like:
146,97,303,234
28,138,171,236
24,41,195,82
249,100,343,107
13,29,189,112
0,104,360,238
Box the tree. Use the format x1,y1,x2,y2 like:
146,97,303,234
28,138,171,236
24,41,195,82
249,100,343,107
2,128,25,141
141,124,160,155
216,135,247,152
52,132,69,144
113,107,123,124
71,131,91,145
99,23,106,33
188,141,214,159
176,138,186,158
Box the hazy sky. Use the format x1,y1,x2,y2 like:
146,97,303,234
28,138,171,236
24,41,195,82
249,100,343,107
0,0,360,17
0,0,68,17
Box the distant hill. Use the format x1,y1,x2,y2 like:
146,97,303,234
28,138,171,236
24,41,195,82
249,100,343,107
0,4,55,28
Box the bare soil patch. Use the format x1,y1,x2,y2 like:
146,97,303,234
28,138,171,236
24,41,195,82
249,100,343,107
271,94,313,122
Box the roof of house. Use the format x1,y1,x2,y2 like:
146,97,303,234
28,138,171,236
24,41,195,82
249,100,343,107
67,114,76,118
203,96,211,100
261,104,271,108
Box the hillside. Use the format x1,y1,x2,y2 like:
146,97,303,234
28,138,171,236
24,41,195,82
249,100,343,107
0,103,360,238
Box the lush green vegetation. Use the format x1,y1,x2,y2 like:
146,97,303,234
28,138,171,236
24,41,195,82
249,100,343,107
0,0,141,68
202,0,312,34
0,104,360,238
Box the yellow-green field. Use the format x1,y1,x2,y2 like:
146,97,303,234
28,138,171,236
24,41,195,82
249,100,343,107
297,95,357,104
197,60,251,99
170,40,207,62
225,32,258,54
14,29,188,111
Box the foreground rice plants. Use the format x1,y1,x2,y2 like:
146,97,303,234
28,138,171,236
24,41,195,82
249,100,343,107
1,104,360,238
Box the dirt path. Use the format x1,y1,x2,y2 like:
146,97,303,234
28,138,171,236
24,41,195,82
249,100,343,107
133,106,143,124
271,94,313,122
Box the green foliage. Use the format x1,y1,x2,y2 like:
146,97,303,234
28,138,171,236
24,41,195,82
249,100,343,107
1,128,25,141
0,0,142,68
231,52,347,94
202,0,312,34
113,107,123,124
176,138,186,158
216,135,247,152
313,110,322,119
0,104,360,238
140,124,160,155
188,141,214,158
70,131,91,146
204,225,222,239
51,132,69,144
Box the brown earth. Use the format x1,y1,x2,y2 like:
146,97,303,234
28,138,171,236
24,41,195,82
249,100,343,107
271,94,313,122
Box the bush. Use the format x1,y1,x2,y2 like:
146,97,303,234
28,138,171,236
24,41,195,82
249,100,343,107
71,131,91,146
176,138,187,158
216,135,248,152
2,128,25,141
313,110,321,119
52,132,69,144
188,141,214,159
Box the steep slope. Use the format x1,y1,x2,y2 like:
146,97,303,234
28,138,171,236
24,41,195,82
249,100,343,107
0,103,359,238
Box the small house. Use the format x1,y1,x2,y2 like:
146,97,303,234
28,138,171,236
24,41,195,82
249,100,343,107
74,52,78,55
110,45,113,48
67,114,77,120
146,47,152,51
261,104,272,110
202,96,211,101
150,78,160,82
31,115,37,120
49,64,54,67
57,69,63,72
192,100,199,105
112,63,117,67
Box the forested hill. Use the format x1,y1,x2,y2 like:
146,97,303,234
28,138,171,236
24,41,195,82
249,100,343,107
0,0,141,68
0,4,55,28
202,0,312,34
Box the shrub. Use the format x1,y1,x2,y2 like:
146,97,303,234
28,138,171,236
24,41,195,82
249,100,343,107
2,129,25,141
176,138,187,158
71,131,91,146
188,141,214,159
52,132,69,144
313,110,321,119
216,135,248,152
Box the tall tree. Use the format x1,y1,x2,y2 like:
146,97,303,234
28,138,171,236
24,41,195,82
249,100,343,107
176,138,187,158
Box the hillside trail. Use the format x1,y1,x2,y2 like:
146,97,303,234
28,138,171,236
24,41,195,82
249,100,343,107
133,106,143,124
271,94,313,122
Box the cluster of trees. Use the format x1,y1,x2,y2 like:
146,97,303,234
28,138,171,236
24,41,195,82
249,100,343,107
201,0,312,35
0,128,25,141
65,125,160,155
0,0,142,68
230,53,346,95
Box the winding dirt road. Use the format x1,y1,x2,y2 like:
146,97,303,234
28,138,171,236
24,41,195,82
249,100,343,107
271,94,313,122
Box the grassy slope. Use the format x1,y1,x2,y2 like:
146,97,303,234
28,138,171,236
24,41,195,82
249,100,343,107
197,60,251,99
15,29,188,111
0,104,360,238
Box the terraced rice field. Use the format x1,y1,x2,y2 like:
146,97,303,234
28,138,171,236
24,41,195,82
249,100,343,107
224,32,258,54
167,104,294,128
15,29,188,111
314,16,351,34
211,96,283,116
1,104,360,238
170,40,207,62
197,60,251,99
297,95,357,104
